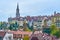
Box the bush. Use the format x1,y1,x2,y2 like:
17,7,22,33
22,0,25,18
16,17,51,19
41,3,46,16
23,35,29,40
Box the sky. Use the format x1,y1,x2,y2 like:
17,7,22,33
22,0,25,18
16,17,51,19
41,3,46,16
0,0,60,22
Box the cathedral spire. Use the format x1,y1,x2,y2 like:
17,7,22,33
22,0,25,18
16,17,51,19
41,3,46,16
17,3,19,10
16,3,20,18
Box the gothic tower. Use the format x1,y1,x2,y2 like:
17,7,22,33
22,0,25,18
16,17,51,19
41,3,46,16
16,3,20,18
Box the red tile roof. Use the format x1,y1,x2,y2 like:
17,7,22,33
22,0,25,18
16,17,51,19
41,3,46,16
7,30,32,38
0,31,6,37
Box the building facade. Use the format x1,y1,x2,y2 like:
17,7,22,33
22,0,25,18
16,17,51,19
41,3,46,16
51,11,60,28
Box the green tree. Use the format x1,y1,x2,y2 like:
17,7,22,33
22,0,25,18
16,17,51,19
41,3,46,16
0,22,7,30
55,29,60,38
50,24,60,38
50,24,58,35
0,22,2,29
9,24,13,30
12,22,19,30
23,35,29,40
25,27,31,32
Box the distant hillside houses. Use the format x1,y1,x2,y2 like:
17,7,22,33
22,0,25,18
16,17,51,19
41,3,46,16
8,11,60,31
8,3,60,30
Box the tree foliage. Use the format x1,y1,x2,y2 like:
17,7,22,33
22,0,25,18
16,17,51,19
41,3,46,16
23,35,29,40
50,24,58,35
50,24,60,38
9,22,19,30
0,22,7,30
54,29,60,38
8,24,13,30
25,27,31,32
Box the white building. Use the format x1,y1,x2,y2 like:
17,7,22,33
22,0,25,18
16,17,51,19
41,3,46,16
47,20,52,27
33,20,43,30
3,32,13,40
